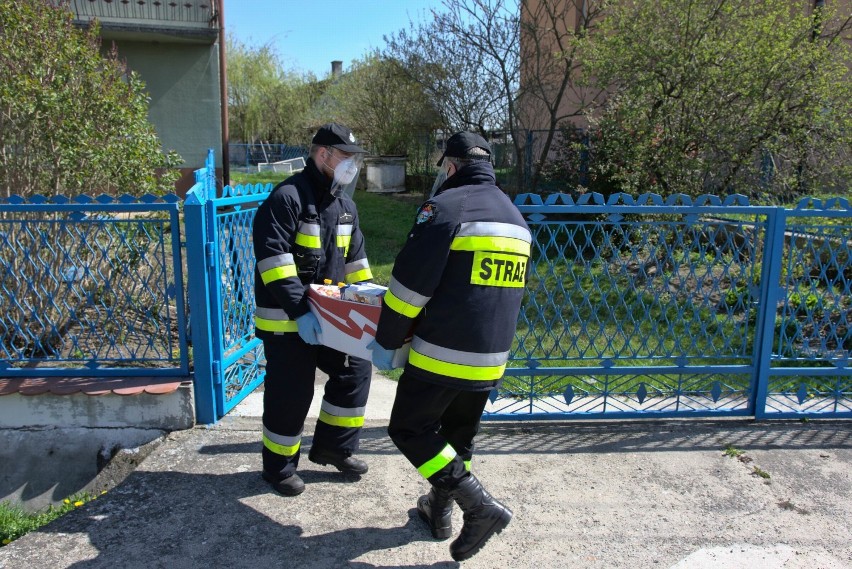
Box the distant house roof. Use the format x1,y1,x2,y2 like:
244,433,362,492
57,0,220,44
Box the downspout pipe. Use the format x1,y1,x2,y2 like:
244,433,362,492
216,0,230,186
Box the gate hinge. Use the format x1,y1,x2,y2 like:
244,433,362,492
205,242,215,268
212,360,222,385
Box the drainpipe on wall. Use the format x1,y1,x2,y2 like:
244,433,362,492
216,0,230,185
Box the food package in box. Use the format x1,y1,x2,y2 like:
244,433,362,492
307,284,409,367
341,282,387,306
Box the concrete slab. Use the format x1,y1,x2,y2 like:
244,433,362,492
1,417,850,568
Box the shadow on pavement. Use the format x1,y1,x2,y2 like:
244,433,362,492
198,422,852,460
32,468,458,569
475,420,852,454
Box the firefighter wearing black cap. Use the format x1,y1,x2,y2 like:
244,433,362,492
368,132,532,561
253,123,373,497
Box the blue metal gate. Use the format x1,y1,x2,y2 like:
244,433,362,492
490,192,851,420
185,151,269,423
186,152,850,423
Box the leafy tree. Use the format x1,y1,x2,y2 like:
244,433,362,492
581,0,852,200
265,75,326,148
384,7,507,135
0,0,180,198
386,0,606,193
320,53,440,156
227,36,325,147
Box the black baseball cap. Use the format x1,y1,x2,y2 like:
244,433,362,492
437,131,492,165
312,123,368,153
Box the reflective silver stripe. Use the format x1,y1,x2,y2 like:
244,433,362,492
388,276,430,308
298,222,321,236
263,426,302,447
255,307,290,320
411,336,510,367
457,221,531,243
336,224,354,236
345,258,370,273
257,253,295,273
320,400,366,417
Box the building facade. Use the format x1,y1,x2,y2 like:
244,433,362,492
62,0,226,192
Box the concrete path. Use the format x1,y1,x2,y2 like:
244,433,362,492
1,370,851,569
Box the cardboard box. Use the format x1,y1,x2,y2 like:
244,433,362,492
307,284,409,368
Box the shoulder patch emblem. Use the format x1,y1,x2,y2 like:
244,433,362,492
416,203,437,224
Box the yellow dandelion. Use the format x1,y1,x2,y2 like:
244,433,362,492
63,498,71,504
101,490,107,495
74,501,84,507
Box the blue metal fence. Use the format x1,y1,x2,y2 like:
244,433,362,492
0,193,188,377
4,151,847,424
189,145,850,422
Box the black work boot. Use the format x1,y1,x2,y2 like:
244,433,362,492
261,471,305,496
308,446,368,475
448,474,512,562
416,486,454,539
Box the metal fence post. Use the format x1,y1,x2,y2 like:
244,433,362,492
185,150,218,424
751,207,787,419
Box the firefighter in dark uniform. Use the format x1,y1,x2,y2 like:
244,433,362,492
253,123,374,497
368,132,532,561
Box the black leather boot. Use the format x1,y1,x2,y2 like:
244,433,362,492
448,474,512,562
308,446,368,475
416,486,454,539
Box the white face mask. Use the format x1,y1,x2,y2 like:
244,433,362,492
334,158,359,185
328,152,363,198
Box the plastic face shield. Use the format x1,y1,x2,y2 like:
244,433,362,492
329,152,364,198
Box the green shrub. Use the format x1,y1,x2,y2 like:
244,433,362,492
0,0,181,197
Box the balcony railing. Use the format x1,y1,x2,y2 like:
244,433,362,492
65,0,218,29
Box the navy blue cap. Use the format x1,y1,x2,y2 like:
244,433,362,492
312,123,367,153
437,131,492,165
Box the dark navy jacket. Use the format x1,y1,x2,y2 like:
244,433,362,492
252,158,372,338
375,161,531,391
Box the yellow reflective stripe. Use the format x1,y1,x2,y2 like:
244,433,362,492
409,349,506,381
384,289,423,318
337,234,352,257
295,233,321,249
255,316,298,333
263,434,301,457
451,235,531,256
318,409,365,428
464,460,471,471
260,264,297,284
417,444,457,479
345,267,373,284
